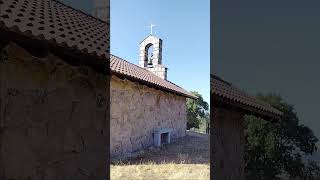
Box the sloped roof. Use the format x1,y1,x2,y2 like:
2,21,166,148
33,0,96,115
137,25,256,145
0,0,195,99
211,74,282,118
111,55,197,99
0,0,109,58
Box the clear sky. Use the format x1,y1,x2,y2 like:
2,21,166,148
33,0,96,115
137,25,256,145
59,0,210,104
111,0,210,105
213,0,320,146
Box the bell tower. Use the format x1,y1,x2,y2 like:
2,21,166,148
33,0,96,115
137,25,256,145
139,26,167,80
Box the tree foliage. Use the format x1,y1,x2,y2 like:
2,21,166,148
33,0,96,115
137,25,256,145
302,160,320,180
244,93,318,180
186,91,209,129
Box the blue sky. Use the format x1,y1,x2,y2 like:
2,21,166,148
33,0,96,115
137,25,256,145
111,0,210,105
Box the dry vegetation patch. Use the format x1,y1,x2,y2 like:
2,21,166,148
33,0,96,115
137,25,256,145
111,163,209,180
111,133,210,180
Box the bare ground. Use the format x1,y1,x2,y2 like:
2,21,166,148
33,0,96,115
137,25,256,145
111,131,210,180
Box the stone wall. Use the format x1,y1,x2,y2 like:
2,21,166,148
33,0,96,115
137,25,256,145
110,76,187,158
212,107,245,180
0,42,108,179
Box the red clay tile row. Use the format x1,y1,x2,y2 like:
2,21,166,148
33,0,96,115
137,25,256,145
211,75,282,116
111,55,197,99
0,0,109,59
0,0,195,99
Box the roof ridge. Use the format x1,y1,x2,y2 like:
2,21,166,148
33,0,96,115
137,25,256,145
53,0,109,24
213,75,272,107
211,74,232,86
111,54,186,90
111,54,196,99
111,54,144,70
211,75,282,116
111,54,173,82
110,54,153,76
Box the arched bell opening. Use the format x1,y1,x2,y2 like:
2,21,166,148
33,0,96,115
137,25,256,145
146,43,154,67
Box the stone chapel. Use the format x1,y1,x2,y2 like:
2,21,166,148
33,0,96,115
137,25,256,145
91,0,196,158
0,3,196,179
110,34,196,158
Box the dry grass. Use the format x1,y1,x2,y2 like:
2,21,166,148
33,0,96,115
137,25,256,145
111,132,210,180
111,163,209,180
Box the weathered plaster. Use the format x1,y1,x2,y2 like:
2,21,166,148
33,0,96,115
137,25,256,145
0,42,108,179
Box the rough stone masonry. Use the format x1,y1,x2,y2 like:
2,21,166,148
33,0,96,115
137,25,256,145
109,34,195,158
110,75,187,158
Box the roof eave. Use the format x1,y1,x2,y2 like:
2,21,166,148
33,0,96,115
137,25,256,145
212,94,282,121
0,29,109,74
111,71,196,99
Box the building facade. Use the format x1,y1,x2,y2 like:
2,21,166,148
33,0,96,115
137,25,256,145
0,2,194,179
110,35,196,158
211,75,282,180
0,1,109,179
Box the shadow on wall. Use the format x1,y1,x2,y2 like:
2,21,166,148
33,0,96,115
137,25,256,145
0,41,109,179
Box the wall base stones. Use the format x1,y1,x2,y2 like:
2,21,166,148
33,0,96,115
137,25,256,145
110,76,187,158
0,42,108,179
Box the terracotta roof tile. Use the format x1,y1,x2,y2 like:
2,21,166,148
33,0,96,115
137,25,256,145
211,75,282,117
0,0,109,58
111,55,197,99
0,0,195,99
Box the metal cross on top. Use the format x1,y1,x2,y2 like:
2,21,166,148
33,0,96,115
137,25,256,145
149,23,156,35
